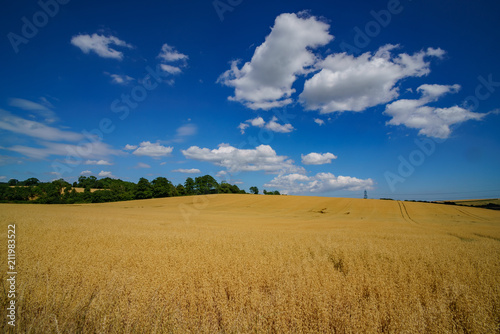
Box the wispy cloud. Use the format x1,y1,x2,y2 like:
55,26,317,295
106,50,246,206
172,168,200,174
105,73,134,85
0,111,83,142
158,43,188,76
136,162,151,168
7,141,121,160
71,33,133,60
314,118,324,126
9,98,58,123
84,159,113,165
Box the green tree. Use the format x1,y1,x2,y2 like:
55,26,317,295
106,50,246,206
152,177,175,198
23,177,39,186
195,175,218,194
78,175,98,188
8,179,19,186
184,177,195,195
250,186,259,195
135,178,153,199
36,183,63,204
176,184,186,196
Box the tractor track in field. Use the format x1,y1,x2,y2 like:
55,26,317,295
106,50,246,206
398,201,418,224
454,207,489,222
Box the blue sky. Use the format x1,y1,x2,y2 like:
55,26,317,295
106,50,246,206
1,0,499,200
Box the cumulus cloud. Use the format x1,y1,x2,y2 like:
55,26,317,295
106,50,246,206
124,144,137,150
300,45,445,113
172,168,201,174
80,170,92,175
85,159,112,165
71,33,133,60
128,141,173,158
158,44,188,75
301,152,337,165
264,172,374,194
238,116,294,134
182,144,304,174
384,84,486,138
218,12,333,110
98,171,116,178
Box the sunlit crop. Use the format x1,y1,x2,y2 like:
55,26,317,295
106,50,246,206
1,194,499,333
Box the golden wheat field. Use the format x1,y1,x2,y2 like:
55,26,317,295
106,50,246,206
1,194,500,333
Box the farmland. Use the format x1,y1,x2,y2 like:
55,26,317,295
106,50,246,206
1,194,500,333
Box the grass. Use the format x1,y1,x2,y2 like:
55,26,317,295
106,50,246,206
1,194,500,333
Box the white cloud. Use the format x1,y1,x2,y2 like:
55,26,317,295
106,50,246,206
71,33,133,60
124,144,137,150
0,155,23,166
384,84,486,138
266,116,294,133
265,172,374,194
176,124,197,137
80,170,92,175
107,73,134,85
157,44,188,76
182,144,304,174
249,117,265,127
6,141,121,160
218,12,333,110
166,124,198,144
136,162,151,168
9,98,51,111
172,168,201,174
9,98,58,123
314,118,324,126
84,159,113,165
301,152,337,165
238,116,294,134
237,123,250,134
0,111,83,142
300,45,445,113
131,141,173,157
216,170,228,178
160,64,182,75
426,47,446,58
158,43,188,62
98,171,116,178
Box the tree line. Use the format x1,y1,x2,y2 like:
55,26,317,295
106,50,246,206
0,175,279,204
